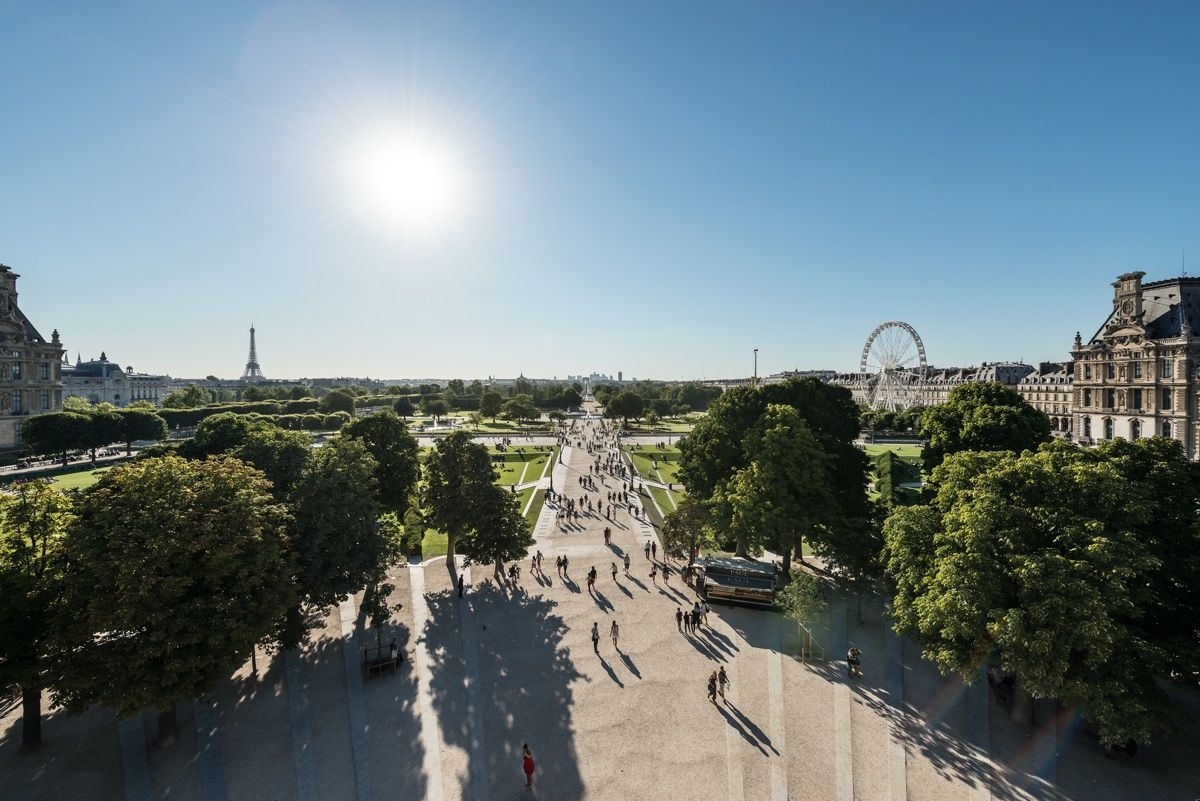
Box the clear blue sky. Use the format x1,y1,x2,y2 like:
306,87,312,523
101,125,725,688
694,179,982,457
2,1,1198,381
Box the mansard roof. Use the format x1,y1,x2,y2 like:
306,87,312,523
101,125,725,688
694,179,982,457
1089,276,1200,344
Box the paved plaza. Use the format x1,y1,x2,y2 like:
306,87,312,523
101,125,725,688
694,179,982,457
3,420,1199,800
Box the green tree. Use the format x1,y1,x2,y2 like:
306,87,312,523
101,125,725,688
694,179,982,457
0,481,75,752
340,410,421,515
919,382,1051,473
115,409,167,456
82,409,123,455
503,395,538,426
319,388,356,416
161,384,209,409
883,439,1200,746
679,380,875,579
423,431,500,571
480,391,503,422
447,379,465,396
660,495,715,562
604,391,644,424
421,396,451,422
183,412,272,459
53,456,291,744
233,426,313,498
62,396,92,413
644,410,660,428
21,412,88,463
710,405,836,566
282,438,387,645
393,396,416,418
463,487,534,582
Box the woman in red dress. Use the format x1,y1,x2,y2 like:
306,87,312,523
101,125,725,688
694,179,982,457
522,743,535,791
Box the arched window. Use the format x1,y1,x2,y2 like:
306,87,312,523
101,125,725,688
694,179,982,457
1103,418,1113,440
1130,420,1141,440
1084,417,1092,438
1162,421,1173,438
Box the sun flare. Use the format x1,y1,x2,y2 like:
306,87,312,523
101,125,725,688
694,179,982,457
349,133,464,232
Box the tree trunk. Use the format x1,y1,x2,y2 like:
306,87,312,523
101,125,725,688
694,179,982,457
156,706,177,748
126,440,133,456
445,532,457,575
494,558,504,584
1010,674,1034,726
857,593,864,624
797,533,806,563
20,683,42,753
781,544,792,580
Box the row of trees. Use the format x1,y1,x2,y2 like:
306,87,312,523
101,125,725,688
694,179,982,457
593,381,721,414
1,410,542,753
22,407,168,461
668,378,1200,746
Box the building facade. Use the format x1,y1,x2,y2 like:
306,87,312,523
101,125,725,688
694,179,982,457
0,265,65,450
1071,271,1197,455
1016,362,1073,437
828,362,1034,409
62,353,169,407
63,353,128,405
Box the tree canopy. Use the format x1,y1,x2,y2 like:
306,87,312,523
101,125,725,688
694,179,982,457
919,381,1051,473
282,438,387,645
319,388,356,416
678,379,875,579
52,456,292,740
0,480,75,751
479,391,503,421
882,438,1200,746
393,396,416,418
604,391,645,423
423,431,510,570
340,410,420,515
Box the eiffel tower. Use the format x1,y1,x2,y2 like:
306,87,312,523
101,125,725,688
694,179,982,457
241,324,266,382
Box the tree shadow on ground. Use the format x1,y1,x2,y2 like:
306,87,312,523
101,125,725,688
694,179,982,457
424,579,585,800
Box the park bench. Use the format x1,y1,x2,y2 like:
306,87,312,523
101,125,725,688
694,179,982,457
362,646,400,679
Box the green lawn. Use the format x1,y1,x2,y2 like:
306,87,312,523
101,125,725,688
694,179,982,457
489,446,557,486
863,443,923,464
421,529,449,560
626,417,696,434
51,467,112,491
624,445,683,486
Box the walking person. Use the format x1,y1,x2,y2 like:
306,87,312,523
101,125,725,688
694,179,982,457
592,622,600,654
522,743,535,792
458,575,465,598
701,600,710,625
651,541,657,560
611,562,618,582
610,620,620,651
650,564,657,585
717,666,730,702
707,671,719,703
644,542,651,560
624,554,631,574
676,607,684,631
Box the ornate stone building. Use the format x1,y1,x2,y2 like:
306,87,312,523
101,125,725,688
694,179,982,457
1017,362,1073,438
1071,271,1196,454
828,362,1034,408
62,352,170,407
0,265,65,450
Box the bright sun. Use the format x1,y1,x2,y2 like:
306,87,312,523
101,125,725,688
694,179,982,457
349,133,464,232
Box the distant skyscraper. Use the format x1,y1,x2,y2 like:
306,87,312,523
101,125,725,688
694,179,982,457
241,325,266,382
618,371,622,382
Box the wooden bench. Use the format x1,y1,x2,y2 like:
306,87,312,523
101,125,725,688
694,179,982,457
363,647,400,678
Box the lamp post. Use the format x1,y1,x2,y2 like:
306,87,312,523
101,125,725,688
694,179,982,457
753,348,759,388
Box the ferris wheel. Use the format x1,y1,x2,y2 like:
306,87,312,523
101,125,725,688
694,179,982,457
859,321,927,411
